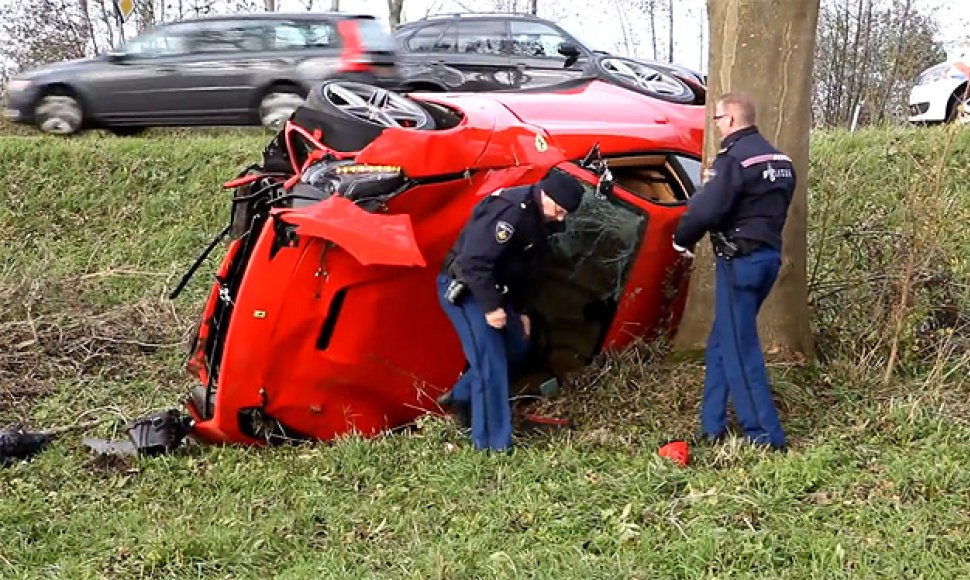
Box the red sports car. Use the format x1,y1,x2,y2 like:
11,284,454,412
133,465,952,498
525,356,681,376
180,78,704,445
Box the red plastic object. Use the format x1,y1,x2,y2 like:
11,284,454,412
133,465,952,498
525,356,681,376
658,441,690,467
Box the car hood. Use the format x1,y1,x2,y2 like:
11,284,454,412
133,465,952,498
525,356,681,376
16,57,102,80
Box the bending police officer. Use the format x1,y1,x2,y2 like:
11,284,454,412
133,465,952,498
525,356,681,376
437,170,584,451
673,92,795,451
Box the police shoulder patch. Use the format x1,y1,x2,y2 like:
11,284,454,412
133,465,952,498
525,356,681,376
495,220,514,244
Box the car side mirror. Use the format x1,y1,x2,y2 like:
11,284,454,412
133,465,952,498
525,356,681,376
558,42,580,58
558,42,581,68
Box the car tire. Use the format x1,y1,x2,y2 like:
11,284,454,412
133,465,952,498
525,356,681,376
594,56,697,104
299,80,436,151
259,89,307,131
946,86,970,125
34,93,84,135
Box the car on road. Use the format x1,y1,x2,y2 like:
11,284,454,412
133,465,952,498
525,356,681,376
392,12,706,105
908,57,970,124
2,12,400,135
177,77,704,445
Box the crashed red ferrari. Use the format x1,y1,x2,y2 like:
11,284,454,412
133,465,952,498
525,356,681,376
179,78,704,445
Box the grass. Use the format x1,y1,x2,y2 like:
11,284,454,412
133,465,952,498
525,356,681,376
2,127,970,578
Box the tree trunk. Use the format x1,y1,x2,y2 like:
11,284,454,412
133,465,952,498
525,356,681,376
264,0,276,12
529,0,537,15
329,0,339,11
387,0,405,28
647,0,657,60
673,0,819,360
667,0,674,62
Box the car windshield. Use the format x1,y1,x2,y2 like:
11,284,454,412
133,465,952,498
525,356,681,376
356,19,396,51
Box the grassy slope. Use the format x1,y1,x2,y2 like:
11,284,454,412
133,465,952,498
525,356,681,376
1,128,970,578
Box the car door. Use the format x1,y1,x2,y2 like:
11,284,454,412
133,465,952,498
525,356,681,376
401,19,515,90
160,19,268,124
509,20,589,89
92,24,201,124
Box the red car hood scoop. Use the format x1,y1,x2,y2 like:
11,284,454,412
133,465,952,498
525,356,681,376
273,196,426,267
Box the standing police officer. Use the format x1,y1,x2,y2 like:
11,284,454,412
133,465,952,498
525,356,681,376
673,92,795,451
437,170,584,451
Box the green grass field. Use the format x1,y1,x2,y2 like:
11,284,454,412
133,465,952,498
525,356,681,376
1,127,969,578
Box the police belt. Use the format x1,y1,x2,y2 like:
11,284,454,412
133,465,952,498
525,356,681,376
712,233,768,258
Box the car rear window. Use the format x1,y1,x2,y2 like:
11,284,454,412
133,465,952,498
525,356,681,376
355,19,396,52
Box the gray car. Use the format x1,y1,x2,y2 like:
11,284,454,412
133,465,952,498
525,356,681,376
2,12,400,135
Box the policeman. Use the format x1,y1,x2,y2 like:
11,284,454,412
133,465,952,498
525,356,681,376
673,92,795,451
436,170,584,451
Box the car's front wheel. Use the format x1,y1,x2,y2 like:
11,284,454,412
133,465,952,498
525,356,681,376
34,94,84,135
947,88,970,125
298,80,437,151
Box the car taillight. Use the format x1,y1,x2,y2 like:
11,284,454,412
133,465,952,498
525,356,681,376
338,20,369,72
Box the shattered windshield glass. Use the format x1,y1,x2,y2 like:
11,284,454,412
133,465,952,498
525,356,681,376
533,169,646,368
546,174,645,300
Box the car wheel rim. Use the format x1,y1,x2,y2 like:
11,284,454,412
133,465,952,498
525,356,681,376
260,92,305,130
35,96,82,134
598,57,689,98
322,81,431,129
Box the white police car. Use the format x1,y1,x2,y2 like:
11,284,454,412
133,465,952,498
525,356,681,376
908,56,969,124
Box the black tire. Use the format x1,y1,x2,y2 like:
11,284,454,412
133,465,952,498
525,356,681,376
594,56,697,104
33,91,84,135
299,80,436,151
109,126,146,137
945,84,970,124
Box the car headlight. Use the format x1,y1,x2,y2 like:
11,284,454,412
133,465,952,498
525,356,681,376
7,79,33,92
917,64,952,85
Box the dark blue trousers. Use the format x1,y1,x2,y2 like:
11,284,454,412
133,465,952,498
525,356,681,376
437,274,529,451
701,247,786,449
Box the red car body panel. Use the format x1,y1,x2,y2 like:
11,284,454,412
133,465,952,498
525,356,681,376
185,80,704,445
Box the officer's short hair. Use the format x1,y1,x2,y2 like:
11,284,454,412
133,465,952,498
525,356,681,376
718,92,756,126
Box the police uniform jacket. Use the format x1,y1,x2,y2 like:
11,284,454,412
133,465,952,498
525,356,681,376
674,125,796,251
444,185,547,312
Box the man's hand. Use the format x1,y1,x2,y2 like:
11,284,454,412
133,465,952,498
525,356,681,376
485,308,507,329
672,239,695,259
520,314,531,339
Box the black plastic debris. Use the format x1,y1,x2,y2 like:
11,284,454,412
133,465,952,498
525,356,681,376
1,420,104,465
127,409,193,456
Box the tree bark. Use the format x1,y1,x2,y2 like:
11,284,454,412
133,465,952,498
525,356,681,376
388,0,405,28
673,0,819,360
667,0,674,62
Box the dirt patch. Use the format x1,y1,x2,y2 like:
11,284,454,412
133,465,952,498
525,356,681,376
0,278,196,421
84,453,137,477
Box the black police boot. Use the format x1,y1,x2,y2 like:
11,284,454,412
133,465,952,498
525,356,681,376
436,390,471,429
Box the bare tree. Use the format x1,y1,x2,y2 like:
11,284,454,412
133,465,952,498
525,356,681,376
264,0,276,12
529,0,537,14
813,0,943,127
674,0,820,359
667,0,674,62
641,0,658,59
0,0,94,70
388,0,405,28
